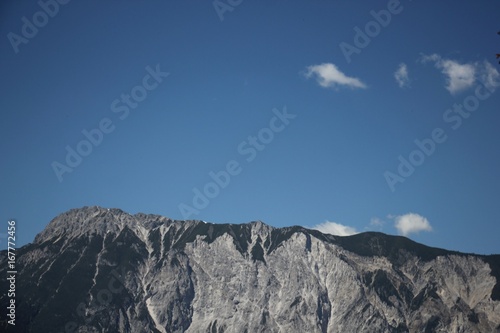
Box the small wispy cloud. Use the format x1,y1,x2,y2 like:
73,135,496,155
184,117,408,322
312,221,358,236
392,213,432,236
478,60,500,91
394,63,410,88
304,63,367,90
370,217,385,228
420,54,500,94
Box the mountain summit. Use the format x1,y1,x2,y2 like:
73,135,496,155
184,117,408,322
1,206,499,332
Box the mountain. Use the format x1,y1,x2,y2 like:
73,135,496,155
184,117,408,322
1,206,499,332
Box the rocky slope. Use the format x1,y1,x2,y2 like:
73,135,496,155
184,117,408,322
1,206,499,332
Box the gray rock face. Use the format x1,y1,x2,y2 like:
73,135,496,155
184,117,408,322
1,206,499,332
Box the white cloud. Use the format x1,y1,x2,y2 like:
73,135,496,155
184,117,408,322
393,213,432,236
370,217,385,227
478,60,500,91
420,54,500,94
312,221,358,236
394,63,410,88
304,63,367,90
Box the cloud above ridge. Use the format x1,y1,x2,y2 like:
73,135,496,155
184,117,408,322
393,213,432,236
312,221,359,236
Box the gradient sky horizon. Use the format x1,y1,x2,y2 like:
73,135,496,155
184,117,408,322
1,0,500,255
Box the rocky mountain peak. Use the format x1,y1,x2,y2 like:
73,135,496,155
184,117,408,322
33,206,172,245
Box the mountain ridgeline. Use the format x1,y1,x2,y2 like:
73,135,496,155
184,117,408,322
1,206,499,332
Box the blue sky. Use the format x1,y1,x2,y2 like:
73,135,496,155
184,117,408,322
1,0,500,254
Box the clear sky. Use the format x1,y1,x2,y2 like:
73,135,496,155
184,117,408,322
1,0,499,254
